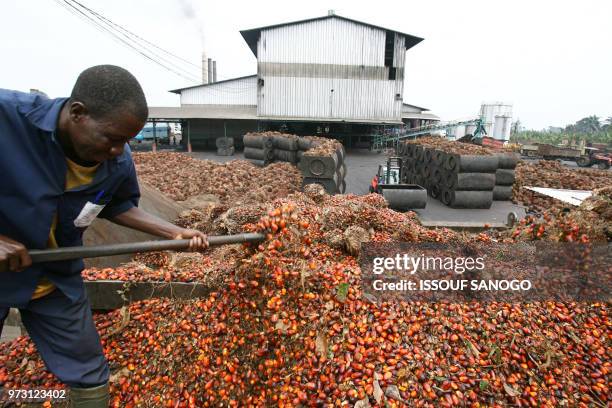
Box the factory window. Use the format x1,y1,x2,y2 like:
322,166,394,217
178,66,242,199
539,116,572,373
384,31,395,80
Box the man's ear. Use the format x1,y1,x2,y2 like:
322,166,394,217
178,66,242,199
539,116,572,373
69,101,88,122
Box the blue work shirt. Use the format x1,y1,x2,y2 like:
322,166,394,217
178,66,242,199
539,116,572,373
0,89,140,308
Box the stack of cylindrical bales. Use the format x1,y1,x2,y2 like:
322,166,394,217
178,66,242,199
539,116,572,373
242,131,301,166
397,137,518,209
215,137,235,156
298,136,346,195
493,153,519,201
242,132,275,166
272,133,300,164
241,132,347,195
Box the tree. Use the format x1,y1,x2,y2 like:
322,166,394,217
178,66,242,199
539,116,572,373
574,115,601,134
511,119,522,135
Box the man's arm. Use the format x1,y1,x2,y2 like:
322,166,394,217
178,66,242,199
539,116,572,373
109,207,208,250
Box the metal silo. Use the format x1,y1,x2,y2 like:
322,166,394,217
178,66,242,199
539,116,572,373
454,124,466,139
494,116,505,139
480,102,512,140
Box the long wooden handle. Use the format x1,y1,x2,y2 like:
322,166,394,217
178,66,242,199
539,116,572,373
0,233,265,271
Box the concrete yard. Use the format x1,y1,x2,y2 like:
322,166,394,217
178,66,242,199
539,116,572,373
416,198,526,229
188,148,395,195
186,149,527,228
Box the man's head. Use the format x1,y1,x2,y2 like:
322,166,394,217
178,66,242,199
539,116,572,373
60,65,148,163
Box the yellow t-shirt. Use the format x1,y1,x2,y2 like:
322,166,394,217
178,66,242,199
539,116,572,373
31,158,100,300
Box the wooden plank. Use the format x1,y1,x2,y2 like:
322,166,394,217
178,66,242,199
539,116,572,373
85,280,215,310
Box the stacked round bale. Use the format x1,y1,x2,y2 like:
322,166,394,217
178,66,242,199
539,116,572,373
242,131,303,166
493,152,520,201
398,137,516,209
215,137,235,156
298,136,347,195
271,132,300,164
243,132,275,166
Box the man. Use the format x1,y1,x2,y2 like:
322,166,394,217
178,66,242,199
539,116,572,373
0,65,208,407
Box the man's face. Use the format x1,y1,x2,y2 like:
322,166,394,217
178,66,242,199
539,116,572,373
68,104,144,163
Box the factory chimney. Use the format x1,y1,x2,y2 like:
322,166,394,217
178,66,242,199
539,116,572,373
201,51,208,84
207,58,213,84
213,60,217,83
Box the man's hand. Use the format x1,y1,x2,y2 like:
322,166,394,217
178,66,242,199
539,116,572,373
0,235,32,272
110,208,210,251
173,229,209,251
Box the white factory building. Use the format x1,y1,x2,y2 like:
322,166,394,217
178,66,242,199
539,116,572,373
149,12,439,150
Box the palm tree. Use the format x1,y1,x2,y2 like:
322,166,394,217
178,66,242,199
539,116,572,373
575,116,601,134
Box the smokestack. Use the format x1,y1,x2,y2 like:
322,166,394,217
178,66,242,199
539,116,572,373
207,58,213,84
213,60,217,83
201,52,208,84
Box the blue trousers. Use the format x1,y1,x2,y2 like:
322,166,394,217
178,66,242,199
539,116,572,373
0,289,109,388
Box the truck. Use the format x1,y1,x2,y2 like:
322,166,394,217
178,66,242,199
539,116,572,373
576,147,611,169
519,143,611,169
369,157,427,210
134,124,172,144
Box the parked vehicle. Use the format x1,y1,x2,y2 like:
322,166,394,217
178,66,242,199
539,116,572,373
135,124,172,144
369,157,427,210
519,143,611,169
576,148,611,169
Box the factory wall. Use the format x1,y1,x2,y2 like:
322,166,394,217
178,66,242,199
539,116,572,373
256,18,406,121
180,76,257,106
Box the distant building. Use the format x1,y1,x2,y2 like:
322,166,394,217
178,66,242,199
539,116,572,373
149,12,439,150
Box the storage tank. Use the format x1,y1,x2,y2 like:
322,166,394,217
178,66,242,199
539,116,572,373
494,116,505,139
493,115,512,141
480,102,512,140
502,116,512,140
454,125,466,139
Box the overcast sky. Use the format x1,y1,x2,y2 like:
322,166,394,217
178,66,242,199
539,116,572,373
2,0,610,130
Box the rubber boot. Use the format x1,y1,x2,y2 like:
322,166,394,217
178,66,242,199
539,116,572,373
69,382,110,408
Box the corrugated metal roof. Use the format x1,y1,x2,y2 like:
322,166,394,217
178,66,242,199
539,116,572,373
148,105,258,120
257,116,403,125
524,187,592,206
402,103,430,112
401,112,440,121
170,75,257,93
148,105,402,124
240,14,423,57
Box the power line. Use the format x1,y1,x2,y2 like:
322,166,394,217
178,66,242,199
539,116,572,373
60,0,201,81
53,0,256,95
54,0,201,82
67,0,201,70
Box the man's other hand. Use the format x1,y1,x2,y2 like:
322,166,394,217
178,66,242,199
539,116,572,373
0,235,32,272
173,229,209,251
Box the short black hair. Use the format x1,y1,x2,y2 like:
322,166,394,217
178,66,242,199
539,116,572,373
70,65,148,121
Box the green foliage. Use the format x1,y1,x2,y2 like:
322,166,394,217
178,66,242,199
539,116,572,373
511,131,611,145
336,282,349,302
511,115,612,145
